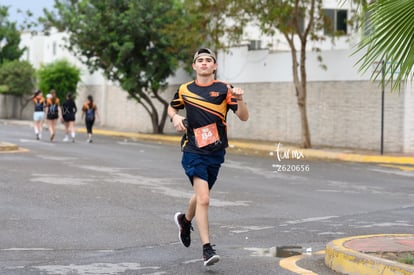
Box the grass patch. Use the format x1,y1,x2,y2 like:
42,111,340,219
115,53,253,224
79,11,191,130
399,253,414,265
368,251,414,265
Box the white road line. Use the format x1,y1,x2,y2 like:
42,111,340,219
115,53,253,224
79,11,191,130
32,263,160,275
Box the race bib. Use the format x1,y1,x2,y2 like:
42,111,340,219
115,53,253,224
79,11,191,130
194,123,220,148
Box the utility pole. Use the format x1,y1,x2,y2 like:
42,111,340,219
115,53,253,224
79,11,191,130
380,60,385,155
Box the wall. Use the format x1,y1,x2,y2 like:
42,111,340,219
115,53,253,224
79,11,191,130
404,83,414,152
68,78,406,153
74,83,178,133
0,94,32,120
226,81,405,152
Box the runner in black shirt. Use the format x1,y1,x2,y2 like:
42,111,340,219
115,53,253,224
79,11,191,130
168,48,249,266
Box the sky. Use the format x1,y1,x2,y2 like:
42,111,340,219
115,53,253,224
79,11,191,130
1,0,55,28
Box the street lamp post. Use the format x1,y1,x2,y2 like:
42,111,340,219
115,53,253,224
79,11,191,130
380,60,385,155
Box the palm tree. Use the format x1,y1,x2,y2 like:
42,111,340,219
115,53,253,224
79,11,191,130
355,0,414,91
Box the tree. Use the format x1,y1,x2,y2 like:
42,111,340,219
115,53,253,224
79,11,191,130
0,6,25,64
0,60,36,118
239,0,329,148
41,0,249,133
176,0,248,72
353,0,414,91
37,59,81,100
42,0,192,134
0,5,32,119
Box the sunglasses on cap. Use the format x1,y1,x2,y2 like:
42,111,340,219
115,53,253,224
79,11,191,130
193,48,216,63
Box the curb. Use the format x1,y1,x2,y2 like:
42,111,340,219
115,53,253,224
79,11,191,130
325,234,414,275
2,119,414,165
85,128,181,145
0,142,19,152
90,129,414,165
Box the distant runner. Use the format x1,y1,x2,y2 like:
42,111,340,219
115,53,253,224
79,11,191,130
81,95,100,143
32,90,45,140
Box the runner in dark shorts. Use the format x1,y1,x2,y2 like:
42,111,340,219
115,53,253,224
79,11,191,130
45,89,61,142
168,48,249,267
181,151,225,190
61,93,77,142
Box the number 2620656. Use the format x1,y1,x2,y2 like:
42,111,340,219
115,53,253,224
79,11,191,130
272,164,310,172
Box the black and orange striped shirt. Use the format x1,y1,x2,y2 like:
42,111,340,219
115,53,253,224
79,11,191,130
170,80,238,154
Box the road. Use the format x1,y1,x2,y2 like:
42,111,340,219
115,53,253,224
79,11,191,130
1,123,413,274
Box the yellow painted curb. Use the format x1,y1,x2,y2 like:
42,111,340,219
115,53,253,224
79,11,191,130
280,254,318,275
325,234,414,275
76,126,414,165
339,154,414,165
77,128,181,144
279,250,325,275
0,142,19,151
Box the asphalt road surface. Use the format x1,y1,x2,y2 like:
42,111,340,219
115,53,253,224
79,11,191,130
1,124,413,274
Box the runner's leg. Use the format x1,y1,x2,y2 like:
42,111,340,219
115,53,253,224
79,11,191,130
193,176,210,245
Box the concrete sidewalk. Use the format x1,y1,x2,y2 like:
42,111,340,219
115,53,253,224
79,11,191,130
2,119,414,274
326,234,414,275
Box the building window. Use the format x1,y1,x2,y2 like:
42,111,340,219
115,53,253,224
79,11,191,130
53,42,57,56
324,9,348,35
